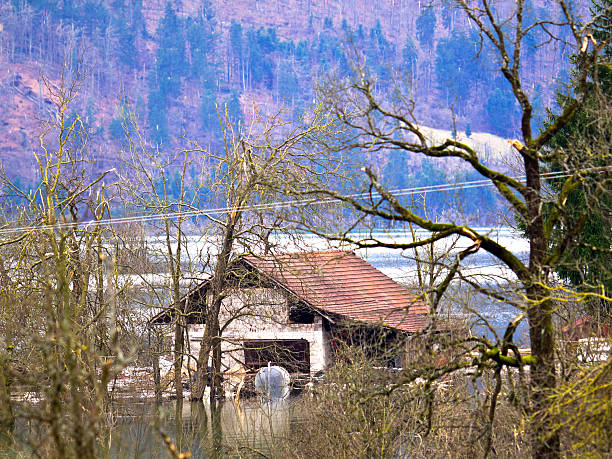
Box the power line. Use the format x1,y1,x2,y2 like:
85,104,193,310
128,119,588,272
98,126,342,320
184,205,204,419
0,170,595,235
0,168,607,236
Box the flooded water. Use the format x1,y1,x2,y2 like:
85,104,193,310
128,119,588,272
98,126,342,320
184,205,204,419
109,396,304,458
4,396,303,458
4,229,533,457
354,227,529,280
106,231,532,456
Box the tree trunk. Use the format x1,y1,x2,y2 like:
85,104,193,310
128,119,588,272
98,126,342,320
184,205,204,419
192,331,212,401
174,397,184,454
0,353,14,432
153,352,162,405
527,293,559,458
173,317,184,401
192,211,239,401
210,398,223,455
191,303,221,401
525,156,560,458
152,332,162,405
210,331,223,401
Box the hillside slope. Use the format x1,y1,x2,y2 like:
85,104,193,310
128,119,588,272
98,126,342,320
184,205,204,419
0,0,583,186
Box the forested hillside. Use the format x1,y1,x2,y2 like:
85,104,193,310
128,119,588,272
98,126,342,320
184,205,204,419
0,0,581,221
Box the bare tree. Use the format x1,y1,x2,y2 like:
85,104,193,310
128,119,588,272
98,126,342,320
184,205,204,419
282,2,612,458
190,105,342,401
0,60,126,456
117,117,209,403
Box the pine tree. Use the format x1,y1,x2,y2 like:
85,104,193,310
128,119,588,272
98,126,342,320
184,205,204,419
544,0,612,317
486,82,518,137
155,2,187,99
224,90,243,126
401,37,417,77
383,152,411,191
278,60,299,104
245,27,277,89
146,1,187,145
112,0,138,68
435,33,477,108
131,0,147,38
229,21,243,87
187,3,216,81
200,88,218,134
416,7,436,51
147,89,169,145
365,20,395,88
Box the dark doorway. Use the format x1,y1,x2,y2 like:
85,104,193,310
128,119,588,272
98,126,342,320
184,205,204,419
243,339,310,374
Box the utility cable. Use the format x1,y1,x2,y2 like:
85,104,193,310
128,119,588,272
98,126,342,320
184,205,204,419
0,167,608,236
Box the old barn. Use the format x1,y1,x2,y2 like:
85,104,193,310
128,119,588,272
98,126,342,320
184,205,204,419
154,250,431,379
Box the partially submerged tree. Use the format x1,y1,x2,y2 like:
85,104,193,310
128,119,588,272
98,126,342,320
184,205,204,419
190,106,342,401
118,121,208,403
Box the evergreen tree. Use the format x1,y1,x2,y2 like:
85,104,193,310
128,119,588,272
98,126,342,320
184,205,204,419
230,21,243,61
155,2,187,99
416,158,445,187
486,82,518,137
80,1,110,36
229,20,243,86
184,3,218,136
441,5,452,29
416,7,436,51
187,2,216,81
146,1,187,145
24,0,54,9
109,117,124,141
224,90,243,126
522,0,541,54
365,20,395,87
544,0,612,317
315,22,347,76
415,158,446,216
454,168,497,220
147,90,169,145
245,27,278,89
531,84,546,132
296,39,309,62
383,152,411,191
200,88,218,134
278,60,299,104
59,0,76,21
117,25,137,68
401,37,417,77
435,33,476,107
112,0,138,68
131,0,147,37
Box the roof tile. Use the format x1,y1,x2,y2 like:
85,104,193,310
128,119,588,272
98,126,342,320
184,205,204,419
243,251,429,332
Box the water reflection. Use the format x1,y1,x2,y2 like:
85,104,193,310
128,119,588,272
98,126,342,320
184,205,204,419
110,396,302,458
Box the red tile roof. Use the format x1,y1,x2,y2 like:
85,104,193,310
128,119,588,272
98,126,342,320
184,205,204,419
562,315,611,339
242,251,430,332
